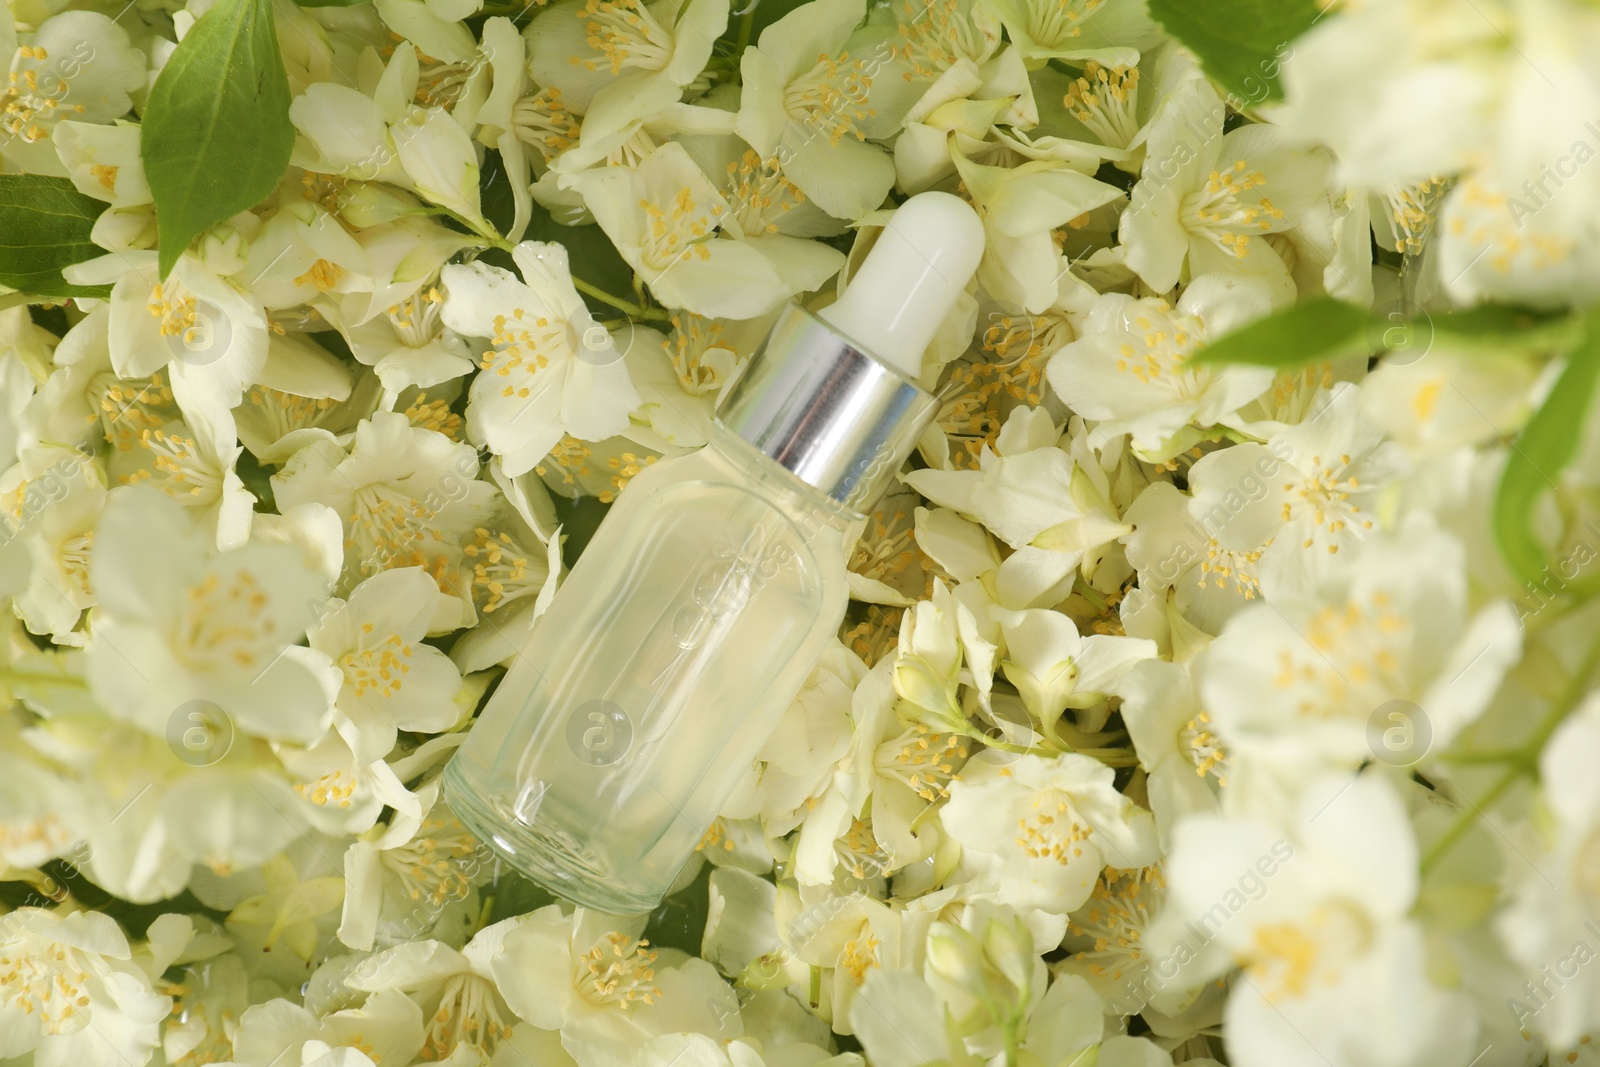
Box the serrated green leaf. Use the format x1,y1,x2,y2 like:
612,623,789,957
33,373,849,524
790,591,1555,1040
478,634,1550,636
142,0,294,279
1494,316,1600,585
0,175,111,299
1147,0,1322,105
295,0,368,6
1188,297,1371,367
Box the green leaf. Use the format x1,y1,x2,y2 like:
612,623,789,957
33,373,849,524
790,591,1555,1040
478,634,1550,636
142,0,295,279
0,175,111,299
1147,0,1322,105
1494,315,1600,585
295,0,368,6
1187,297,1371,367
1428,304,1580,353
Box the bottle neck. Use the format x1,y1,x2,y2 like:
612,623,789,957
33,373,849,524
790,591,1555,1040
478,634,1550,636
715,303,938,514
707,420,864,543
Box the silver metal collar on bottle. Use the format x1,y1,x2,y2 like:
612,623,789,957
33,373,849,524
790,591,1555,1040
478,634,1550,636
715,302,939,515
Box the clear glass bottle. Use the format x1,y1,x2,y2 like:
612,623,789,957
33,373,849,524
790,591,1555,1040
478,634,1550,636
444,421,855,913
443,193,986,913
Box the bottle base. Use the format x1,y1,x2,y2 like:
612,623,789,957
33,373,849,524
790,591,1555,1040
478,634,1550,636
441,758,670,916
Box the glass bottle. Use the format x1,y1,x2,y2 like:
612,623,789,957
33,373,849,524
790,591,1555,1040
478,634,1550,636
443,193,986,913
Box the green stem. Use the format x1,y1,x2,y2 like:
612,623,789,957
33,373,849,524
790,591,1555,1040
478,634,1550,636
1420,765,1522,875
973,735,1055,757
1002,1019,1020,1067
733,4,756,61
1072,578,1110,613
0,667,88,689
1523,632,1600,755
1439,746,1528,765
443,203,678,326
971,733,1136,767
571,277,670,322
1422,631,1600,873
1071,746,1140,767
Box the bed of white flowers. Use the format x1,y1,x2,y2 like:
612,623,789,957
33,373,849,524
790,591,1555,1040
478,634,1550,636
3,0,1600,1064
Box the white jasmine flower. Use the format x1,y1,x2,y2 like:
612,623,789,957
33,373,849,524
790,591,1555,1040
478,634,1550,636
1055,864,1212,1020
323,215,478,331
220,850,346,970
981,0,1160,65
1120,481,1261,640
114,397,256,551
1157,773,1478,1067
231,374,377,468
1500,694,1600,1048
1359,346,1539,457
954,147,1123,314
441,241,642,474
491,905,743,1067
52,120,150,208
308,566,463,764
1186,382,1407,601
1272,0,1508,189
393,106,495,236
735,0,899,221
1032,45,1204,175
24,706,336,903
246,500,347,589
991,605,1156,737
278,730,422,839
848,969,962,1067
1122,80,1332,304
1202,519,1521,773
158,949,251,1067
0,725,79,871
85,488,340,745
271,410,497,593
613,322,720,452
786,890,919,1034
0,308,52,467
710,147,848,299
941,750,1160,914
570,142,790,317
526,0,729,141
790,656,971,884
1119,659,1224,844
0,11,145,173
340,284,476,404
922,902,1045,1035
756,643,865,840
335,801,486,952
1047,275,1278,463
232,988,426,1067
1433,164,1600,307
0,907,169,1067
239,202,374,314
905,409,1130,607
83,253,271,409
446,511,559,670
1,444,104,645
886,0,1033,193
891,579,993,731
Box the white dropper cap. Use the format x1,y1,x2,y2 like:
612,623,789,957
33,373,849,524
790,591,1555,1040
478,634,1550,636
818,191,986,378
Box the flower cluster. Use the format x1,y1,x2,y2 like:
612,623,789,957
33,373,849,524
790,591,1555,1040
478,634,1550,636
3,0,1600,1066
